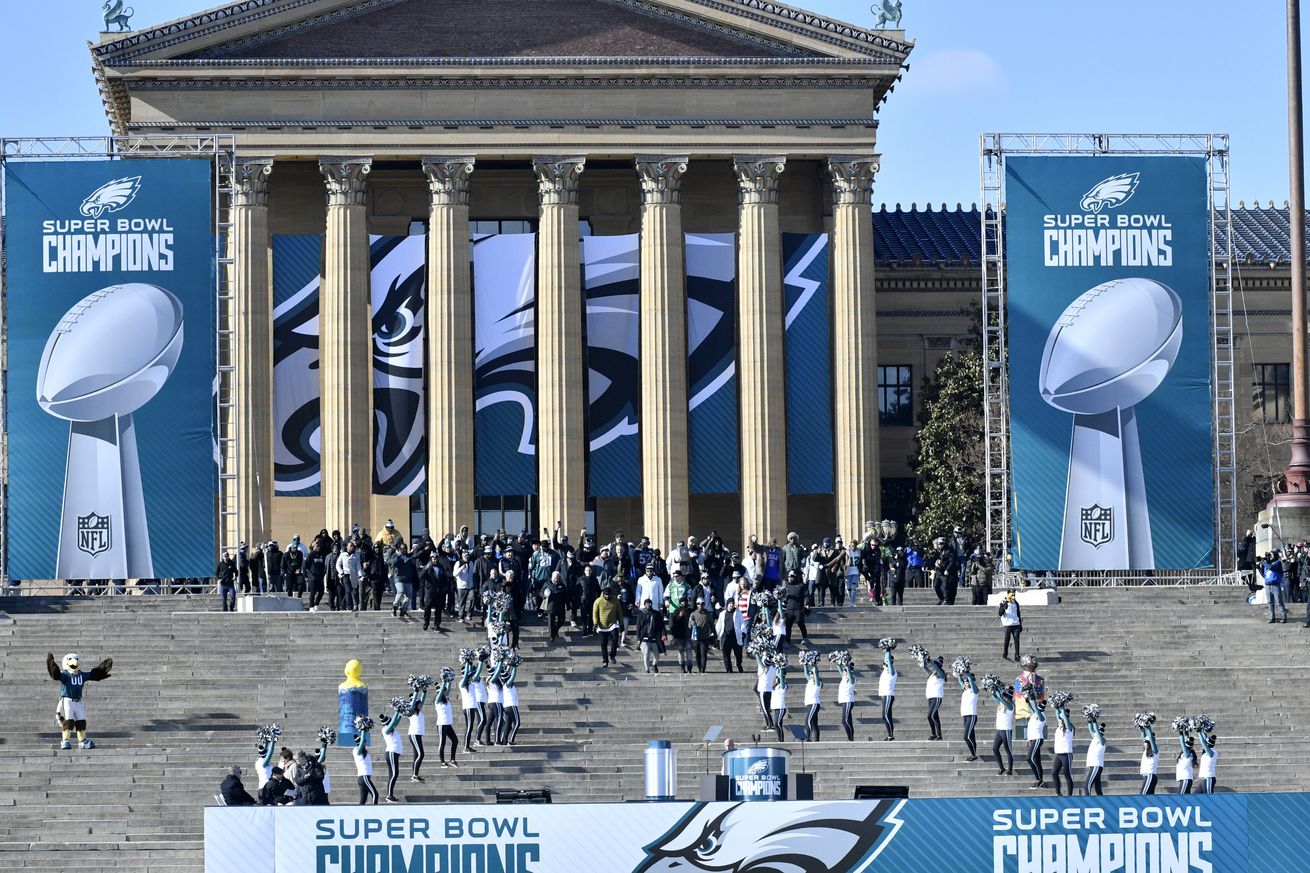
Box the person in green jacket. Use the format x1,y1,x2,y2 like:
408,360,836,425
665,571,689,618
592,585,623,667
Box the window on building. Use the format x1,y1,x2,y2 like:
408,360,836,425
1254,363,1291,423
878,365,913,426
880,478,917,530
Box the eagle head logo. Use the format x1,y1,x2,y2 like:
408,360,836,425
745,759,769,775
1079,172,1139,214
79,176,142,219
633,800,900,873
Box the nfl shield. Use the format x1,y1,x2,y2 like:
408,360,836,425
77,513,112,557
1079,504,1113,549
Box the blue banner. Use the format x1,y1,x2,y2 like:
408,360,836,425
783,232,833,494
686,233,739,494
473,233,537,496
271,234,322,497
1006,156,1213,570
582,234,640,498
4,158,215,579
369,235,426,497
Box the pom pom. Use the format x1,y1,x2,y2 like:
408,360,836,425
353,714,375,733
908,644,930,666
1195,715,1215,735
255,723,282,743
489,592,512,615
317,726,338,746
439,666,457,683
877,637,897,652
772,654,789,670
1050,690,1073,709
505,649,524,668
407,674,434,690
1019,681,1036,699
799,649,821,667
950,656,972,678
750,591,774,609
980,673,1003,695
1082,704,1101,724
490,620,509,639
459,647,477,664
827,649,853,669
1133,712,1156,730
476,645,492,662
1172,716,1191,734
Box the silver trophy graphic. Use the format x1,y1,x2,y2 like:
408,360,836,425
1039,278,1182,571
37,283,184,579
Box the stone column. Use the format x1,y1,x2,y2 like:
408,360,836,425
318,157,374,534
533,157,587,536
734,156,788,546
232,159,274,546
829,156,881,539
636,156,690,555
422,157,476,536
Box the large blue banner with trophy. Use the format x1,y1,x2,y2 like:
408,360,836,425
1005,155,1213,571
4,158,215,579
205,794,1310,872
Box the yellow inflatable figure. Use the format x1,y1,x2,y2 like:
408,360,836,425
337,659,368,747
341,659,366,689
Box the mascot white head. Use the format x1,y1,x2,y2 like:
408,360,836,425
62,653,80,672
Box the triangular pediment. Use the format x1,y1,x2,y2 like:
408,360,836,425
93,0,912,64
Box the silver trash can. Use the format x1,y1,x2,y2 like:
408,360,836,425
644,740,677,800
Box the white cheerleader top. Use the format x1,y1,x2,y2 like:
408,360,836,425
1176,752,1195,781
459,684,476,710
255,758,272,789
488,682,503,705
1025,713,1045,742
1140,750,1158,776
1085,732,1105,768
406,708,426,736
1199,748,1217,778
995,704,1014,731
352,747,372,777
384,727,403,755
837,675,855,704
960,686,978,717
757,665,777,694
771,685,787,710
925,672,945,700
878,668,896,698
1054,722,1073,754
504,685,520,708
804,679,821,707
473,679,488,704
436,701,455,726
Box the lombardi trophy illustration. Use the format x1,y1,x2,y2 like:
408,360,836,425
37,283,184,579
1039,278,1182,570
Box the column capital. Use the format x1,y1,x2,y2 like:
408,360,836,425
733,155,787,205
828,155,881,205
421,156,476,207
318,156,373,207
635,155,689,205
233,159,273,208
533,156,586,206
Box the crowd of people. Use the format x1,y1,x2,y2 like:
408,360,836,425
1239,529,1310,625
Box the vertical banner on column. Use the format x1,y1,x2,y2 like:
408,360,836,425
4,158,215,579
272,234,322,497
686,233,739,494
473,233,537,495
583,234,640,498
369,235,426,497
783,233,833,494
1006,155,1213,570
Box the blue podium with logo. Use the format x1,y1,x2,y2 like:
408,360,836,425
700,746,813,801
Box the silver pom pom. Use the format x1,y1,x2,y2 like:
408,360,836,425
877,637,897,652
439,667,457,684
772,654,789,670
750,591,774,609
459,647,477,664
476,645,492,661
980,673,1003,695
1172,716,1191,734
1050,690,1073,709
799,649,821,667
407,674,434,690
1195,715,1215,735
950,656,972,678
317,726,338,746
255,723,282,743
505,649,524,668
827,649,853,669
1019,681,1036,699
1082,704,1101,723
1133,712,1156,730
908,644,930,666
353,714,375,733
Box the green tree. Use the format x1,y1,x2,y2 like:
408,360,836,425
909,346,985,543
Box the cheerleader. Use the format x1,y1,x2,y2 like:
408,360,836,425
1174,717,1196,795
1024,693,1047,790
801,650,822,741
379,700,405,802
314,727,335,802
459,650,480,753
770,654,789,742
434,667,459,768
406,675,431,782
473,647,491,746
877,639,897,741
353,716,378,805
1083,705,1105,796
953,657,979,760
916,650,945,741
1197,718,1218,795
485,653,505,747
831,650,856,741
500,650,523,746
753,640,777,729
985,676,1014,776
1050,691,1074,796
255,725,279,790
1135,712,1159,795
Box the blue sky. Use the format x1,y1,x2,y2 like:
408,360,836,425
1,0,1304,208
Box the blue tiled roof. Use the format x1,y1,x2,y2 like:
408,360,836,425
873,203,1308,265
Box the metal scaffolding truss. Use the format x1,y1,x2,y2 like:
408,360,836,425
979,132,1237,579
0,135,238,584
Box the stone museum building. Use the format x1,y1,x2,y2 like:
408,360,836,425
88,0,1302,553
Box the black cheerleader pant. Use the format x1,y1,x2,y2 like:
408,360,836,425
358,775,378,804
1084,766,1104,795
758,690,774,728
385,751,401,799
993,730,1013,773
840,702,854,741
1178,779,1193,795
1027,738,1044,783
1052,753,1074,795
1202,777,1215,794
772,706,787,742
475,703,489,745
439,725,459,763
409,736,425,777
1141,774,1157,795
962,715,978,757
501,707,521,745
486,702,503,746
805,703,821,741
463,707,479,750
926,697,942,739
881,695,895,739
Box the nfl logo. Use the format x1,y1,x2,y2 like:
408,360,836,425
1079,504,1113,549
77,513,112,557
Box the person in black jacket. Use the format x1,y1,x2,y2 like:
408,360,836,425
264,541,284,594
282,537,305,598
781,570,809,646
220,766,256,806
216,551,236,612
889,548,908,606
291,752,328,805
236,543,251,595
258,766,294,806
932,539,959,606
420,552,445,631
637,599,666,673
249,546,266,595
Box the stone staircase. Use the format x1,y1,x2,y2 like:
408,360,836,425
0,586,1302,872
